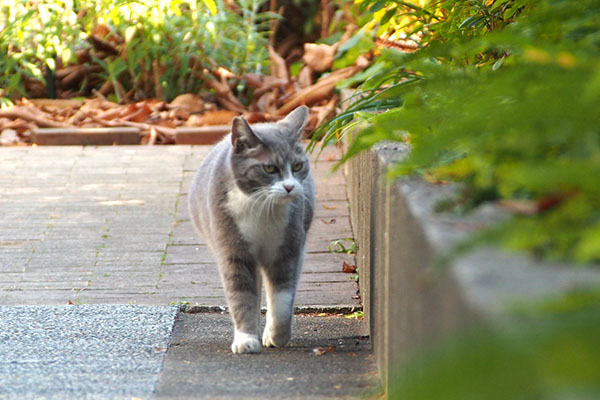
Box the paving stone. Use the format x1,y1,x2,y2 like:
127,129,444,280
0,145,358,308
164,245,214,264
303,252,356,273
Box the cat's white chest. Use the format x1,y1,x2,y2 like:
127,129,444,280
226,186,289,264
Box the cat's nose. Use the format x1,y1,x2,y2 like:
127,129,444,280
283,184,295,193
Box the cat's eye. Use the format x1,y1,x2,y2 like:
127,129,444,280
292,162,303,172
263,164,278,174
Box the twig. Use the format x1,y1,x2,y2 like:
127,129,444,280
147,127,157,145
0,106,70,128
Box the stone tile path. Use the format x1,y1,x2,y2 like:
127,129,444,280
0,145,358,308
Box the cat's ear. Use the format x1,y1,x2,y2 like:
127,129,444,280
231,116,261,152
279,105,309,141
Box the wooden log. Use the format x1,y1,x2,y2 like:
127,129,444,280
33,127,141,146
175,125,231,145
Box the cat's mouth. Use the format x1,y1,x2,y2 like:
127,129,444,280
273,192,296,203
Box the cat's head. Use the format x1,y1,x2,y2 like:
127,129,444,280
230,106,310,204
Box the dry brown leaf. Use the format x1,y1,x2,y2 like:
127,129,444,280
0,117,32,132
302,43,336,73
297,65,313,89
89,34,119,55
187,110,238,126
169,108,190,120
81,97,120,112
205,79,246,114
170,93,205,114
342,262,357,274
537,193,569,212
313,346,335,356
68,110,87,124
95,107,123,121
311,95,338,129
214,67,236,80
122,102,152,122
244,112,270,124
27,99,84,113
254,90,278,114
321,218,337,224
241,73,265,89
92,23,111,38
268,45,289,81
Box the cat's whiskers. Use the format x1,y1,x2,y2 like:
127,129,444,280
249,188,270,216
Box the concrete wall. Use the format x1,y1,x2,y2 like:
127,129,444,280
345,143,600,396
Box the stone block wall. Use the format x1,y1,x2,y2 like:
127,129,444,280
345,143,600,396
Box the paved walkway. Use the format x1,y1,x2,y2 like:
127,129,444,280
0,144,378,399
0,145,357,308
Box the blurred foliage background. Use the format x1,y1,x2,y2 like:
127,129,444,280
2,0,599,260
391,287,600,400
0,0,274,102
317,0,600,264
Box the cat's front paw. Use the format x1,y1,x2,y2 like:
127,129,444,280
231,331,260,354
262,327,291,348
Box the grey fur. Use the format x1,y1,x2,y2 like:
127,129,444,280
188,106,314,353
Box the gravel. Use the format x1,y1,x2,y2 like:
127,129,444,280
0,304,178,400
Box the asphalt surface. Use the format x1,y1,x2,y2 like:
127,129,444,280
0,305,178,399
155,313,379,399
0,145,380,399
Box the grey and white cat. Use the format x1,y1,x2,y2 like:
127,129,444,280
188,106,314,354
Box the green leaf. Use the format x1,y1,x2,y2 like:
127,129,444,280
369,1,387,13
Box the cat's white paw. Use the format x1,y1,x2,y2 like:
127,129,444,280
231,331,260,354
262,327,291,348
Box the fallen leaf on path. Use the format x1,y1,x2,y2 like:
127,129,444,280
313,346,335,356
342,262,357,274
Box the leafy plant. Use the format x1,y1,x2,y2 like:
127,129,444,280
328,238,356,255
1,0,86,101
345,310,364,319
315,0,600,263
390,287,600,399
0,0,276,103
